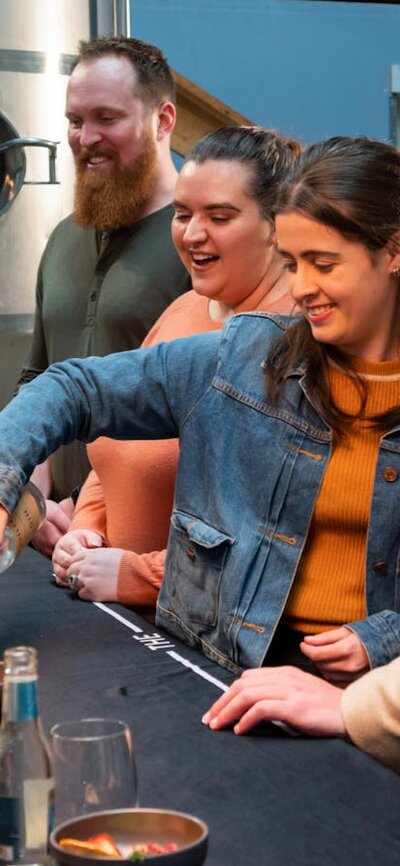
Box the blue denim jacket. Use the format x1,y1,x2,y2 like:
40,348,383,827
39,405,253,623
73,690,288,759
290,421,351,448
0,312,399,674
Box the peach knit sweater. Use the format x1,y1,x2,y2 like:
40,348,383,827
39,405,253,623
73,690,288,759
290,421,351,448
70,287,292,605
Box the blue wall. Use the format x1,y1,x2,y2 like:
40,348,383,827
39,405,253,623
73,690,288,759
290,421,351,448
130,0,400,146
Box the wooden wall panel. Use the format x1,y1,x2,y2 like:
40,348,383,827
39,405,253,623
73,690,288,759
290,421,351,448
172,70,253,156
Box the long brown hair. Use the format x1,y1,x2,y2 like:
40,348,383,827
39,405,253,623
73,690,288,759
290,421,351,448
265,136,400,433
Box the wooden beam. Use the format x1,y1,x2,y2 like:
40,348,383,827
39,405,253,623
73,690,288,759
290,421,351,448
171,69,253,157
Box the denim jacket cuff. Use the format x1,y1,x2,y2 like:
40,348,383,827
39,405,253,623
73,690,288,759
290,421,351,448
345,610,400,668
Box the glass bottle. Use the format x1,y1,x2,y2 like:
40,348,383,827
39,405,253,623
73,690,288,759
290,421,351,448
0,483,46,574
0,646,54,864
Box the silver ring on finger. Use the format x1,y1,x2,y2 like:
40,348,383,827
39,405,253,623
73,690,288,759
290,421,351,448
68,573,83,591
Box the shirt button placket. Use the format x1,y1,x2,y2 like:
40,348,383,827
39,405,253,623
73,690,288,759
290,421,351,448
86,287,97,326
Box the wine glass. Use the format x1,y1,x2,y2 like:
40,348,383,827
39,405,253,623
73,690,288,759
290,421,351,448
50,718,138,827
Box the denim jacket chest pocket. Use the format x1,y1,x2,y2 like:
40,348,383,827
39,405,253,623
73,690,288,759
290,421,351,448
167,510,235,626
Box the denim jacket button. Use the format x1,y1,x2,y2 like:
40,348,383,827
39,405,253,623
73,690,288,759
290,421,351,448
373,561,388,575
382,466,398,482
186,546,196,561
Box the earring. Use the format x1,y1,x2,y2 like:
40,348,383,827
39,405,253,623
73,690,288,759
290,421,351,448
391,267,400,277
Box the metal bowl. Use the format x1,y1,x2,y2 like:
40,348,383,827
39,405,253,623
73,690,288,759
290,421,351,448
49,808,208,866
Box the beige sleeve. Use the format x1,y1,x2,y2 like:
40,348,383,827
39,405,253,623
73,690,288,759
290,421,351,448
341,657,400,773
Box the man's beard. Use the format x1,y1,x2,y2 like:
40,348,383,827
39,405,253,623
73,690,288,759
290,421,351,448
73,137,158,231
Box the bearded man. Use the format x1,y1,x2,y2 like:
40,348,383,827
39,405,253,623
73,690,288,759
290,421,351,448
18,36,190,556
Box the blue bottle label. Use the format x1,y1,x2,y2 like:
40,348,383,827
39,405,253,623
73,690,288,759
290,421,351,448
0,795,22,860
0,783,53,861
4,679,38,721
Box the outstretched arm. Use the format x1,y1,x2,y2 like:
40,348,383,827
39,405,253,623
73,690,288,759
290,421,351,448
0,332,219,514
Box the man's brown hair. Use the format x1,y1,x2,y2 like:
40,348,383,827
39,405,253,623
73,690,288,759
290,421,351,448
71,35,176,107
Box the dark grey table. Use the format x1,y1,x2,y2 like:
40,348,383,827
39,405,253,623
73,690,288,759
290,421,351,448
1,547,400,866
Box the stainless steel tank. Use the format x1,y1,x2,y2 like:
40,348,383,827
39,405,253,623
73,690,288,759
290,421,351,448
0,0,91,406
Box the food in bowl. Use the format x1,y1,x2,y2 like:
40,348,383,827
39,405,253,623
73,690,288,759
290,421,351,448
50,808,208,866
59,834,122,858
58,834,178,860
129,843,177,861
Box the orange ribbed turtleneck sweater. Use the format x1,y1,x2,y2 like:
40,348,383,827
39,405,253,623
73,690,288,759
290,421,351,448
284,355,400,633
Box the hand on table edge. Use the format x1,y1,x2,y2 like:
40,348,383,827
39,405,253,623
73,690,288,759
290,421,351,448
52,528,103,578
53,534,122,602
201,666,347,738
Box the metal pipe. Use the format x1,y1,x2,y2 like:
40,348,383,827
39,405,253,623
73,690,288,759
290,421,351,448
123,0,131,36
0,137,59,184
93,0,131,37
112,0,131,35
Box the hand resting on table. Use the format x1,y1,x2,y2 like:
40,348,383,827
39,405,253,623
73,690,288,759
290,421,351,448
202,666,346,737
52,528,122,601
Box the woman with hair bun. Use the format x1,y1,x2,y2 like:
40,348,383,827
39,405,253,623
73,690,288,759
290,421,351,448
51,125,301,607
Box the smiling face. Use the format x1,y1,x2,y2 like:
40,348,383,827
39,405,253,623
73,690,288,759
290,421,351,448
275,211,400,360
66,53,157,170
172,159,277,308
66,54,159,228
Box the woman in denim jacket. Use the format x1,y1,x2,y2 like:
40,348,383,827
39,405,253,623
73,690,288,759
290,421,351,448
0,136,400,693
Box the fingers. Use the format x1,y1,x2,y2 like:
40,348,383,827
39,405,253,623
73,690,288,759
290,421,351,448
52,570,68,587
232,699,290,735
202,666,346,737
75,582,99,602
58,497,75,519
53,537,81,562
32,500,73,557
300,629,355,665
201,668,275,726
43,500,71,534
55,530,101,558
33,520,66,558
53,547,86,586
0,505,9,543
73,530,103,549
300,638,349,664
52,531,103,584
300,631,369,680
202,667,301,732
52,562,81,588
65,570,110,602
67,573,84,592
201,686,238,727
203,685,279,733
53,546,121,603
52,544,82,585
302,627,349,646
